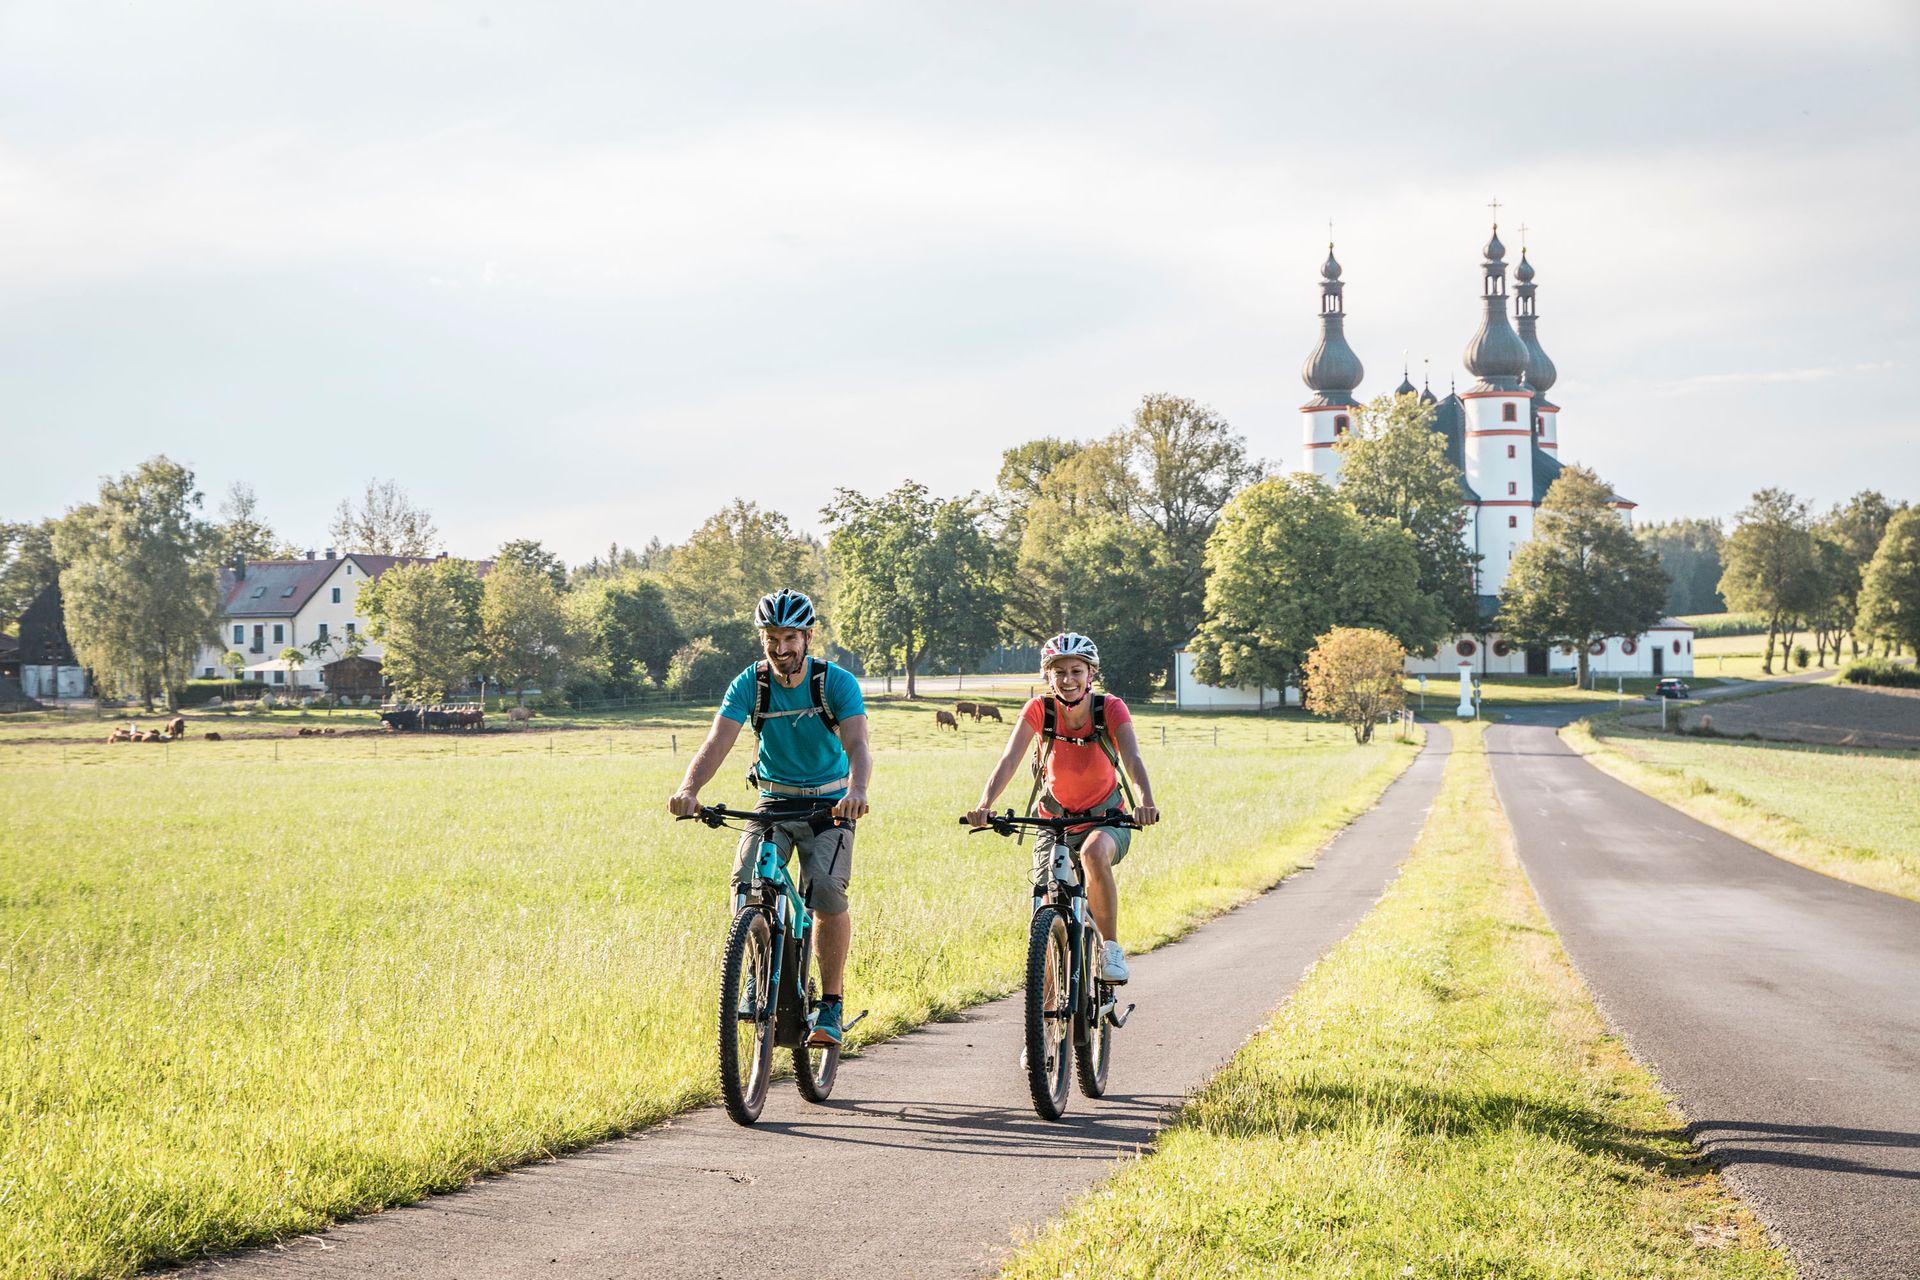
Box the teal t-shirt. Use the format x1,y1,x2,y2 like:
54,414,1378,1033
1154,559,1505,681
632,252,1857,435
718,658,865,794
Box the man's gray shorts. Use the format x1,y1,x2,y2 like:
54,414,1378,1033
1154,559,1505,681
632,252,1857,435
732,806,855,915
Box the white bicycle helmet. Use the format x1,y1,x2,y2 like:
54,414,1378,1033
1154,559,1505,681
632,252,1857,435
1040,631,1100,670
754,588,817,630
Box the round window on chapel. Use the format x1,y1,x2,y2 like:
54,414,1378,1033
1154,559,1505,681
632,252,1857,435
1493,639,1512,657
1456,639,1477,658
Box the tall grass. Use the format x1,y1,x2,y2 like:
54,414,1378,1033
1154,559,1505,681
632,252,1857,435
1001,724,1790,1280
1567,719,1920,901
0,713,1415,1278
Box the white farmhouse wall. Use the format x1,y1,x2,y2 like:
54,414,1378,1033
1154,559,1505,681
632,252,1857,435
1173,649,1294,709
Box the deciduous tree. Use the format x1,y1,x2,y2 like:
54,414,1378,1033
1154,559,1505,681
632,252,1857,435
50,457,224,708
481,561,577,704
212,482,279,567
1337,394,1478,637
495,538,568,591
362,560,481,702
329,479,440,558
0,519,58,635
1496,466,1669,688
1188,475,1441,699
823,483,1000,698
656,500,823,636
1717,488,1818,675
1636,517,1726,616
1857,508,1920,656
1303,628,1407,743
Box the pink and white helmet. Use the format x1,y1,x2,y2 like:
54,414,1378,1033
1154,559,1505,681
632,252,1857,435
1040,631,1100,670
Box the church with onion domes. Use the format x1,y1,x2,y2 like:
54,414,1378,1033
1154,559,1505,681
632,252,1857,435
1296,223,1694,682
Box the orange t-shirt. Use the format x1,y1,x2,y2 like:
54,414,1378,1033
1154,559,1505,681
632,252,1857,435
1021,695,1133,813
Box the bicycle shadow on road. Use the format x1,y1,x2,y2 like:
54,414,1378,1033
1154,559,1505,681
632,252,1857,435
751,1092,1184,1161
1692,1118,1920,1180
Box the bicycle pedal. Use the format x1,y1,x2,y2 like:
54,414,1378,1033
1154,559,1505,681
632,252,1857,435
1107,1002,1135,1029
841,1009,870,1033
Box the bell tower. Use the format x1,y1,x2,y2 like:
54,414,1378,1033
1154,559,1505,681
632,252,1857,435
1299,242,1364,481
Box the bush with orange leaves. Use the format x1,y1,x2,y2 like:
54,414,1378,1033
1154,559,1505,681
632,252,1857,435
1303,627,1406,744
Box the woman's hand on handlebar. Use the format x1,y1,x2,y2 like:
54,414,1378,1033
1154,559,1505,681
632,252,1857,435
965,805,995,828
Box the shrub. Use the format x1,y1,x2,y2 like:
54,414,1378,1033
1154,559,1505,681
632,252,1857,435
1841,659,1920,689
666,636,737,698
1303,627,1407,744
1793,646,1811,669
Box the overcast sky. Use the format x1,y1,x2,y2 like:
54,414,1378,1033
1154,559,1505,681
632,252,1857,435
3,0,1916,563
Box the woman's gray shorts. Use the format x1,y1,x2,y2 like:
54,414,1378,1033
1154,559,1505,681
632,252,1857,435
1031,787,1131,889
732,806,855,915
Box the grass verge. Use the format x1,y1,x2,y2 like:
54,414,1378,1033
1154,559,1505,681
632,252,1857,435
1001,723,1791,1280
1564,718,1919,902
0,713,1416,1278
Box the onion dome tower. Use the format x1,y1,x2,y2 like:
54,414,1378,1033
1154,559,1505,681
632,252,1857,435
1460,218,1536,596
1395,357,1418,399
1513,244,1560,451
1299,243,1364,481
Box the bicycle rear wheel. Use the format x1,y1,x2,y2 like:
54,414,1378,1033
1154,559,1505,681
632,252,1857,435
718,907,776,1125
1024,907,1073,1121
1073,924,1112,1098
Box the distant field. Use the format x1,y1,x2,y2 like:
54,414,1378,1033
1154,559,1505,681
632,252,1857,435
1566,717,1920,901
1678,611,1767,638
0,707,1417,1278
1003,725,1789,1280
1404,674,1726,712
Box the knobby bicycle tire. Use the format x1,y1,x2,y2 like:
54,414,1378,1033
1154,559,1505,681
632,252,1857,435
718,907,776,1125
1073,923,1112,1098
1025,907,1073,1121
792,943,839,1103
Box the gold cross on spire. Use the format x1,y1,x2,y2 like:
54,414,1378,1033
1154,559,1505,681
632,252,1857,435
1519,222,1530,251
1487,197,1502,227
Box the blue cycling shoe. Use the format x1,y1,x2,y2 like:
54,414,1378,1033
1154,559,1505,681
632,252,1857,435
808,999,843,1048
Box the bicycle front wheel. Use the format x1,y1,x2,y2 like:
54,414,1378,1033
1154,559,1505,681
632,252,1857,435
1024,907,1073,1121
718,907,776,1125
1073,924,1112,1098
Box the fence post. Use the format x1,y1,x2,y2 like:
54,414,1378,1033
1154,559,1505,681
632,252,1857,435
671,734,677,755
1212,727,1218,747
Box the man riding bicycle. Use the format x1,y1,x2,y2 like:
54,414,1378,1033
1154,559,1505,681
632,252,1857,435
668,589,873,1047
967,632,1158,984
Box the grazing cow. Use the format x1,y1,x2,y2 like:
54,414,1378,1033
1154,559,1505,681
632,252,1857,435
380,708,421,732
164,716,187,739
205,732,222,742
978,704,1003,722
507,706,534,723
935,710,958,732
955,700,981,721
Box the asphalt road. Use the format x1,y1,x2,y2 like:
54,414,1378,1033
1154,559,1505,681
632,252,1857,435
176,732,1451,1279
1487,717,1920,1280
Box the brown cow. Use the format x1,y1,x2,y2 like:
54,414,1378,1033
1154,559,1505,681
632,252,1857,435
954,700,981,721
204,732,222,741
978,704,1004,722
164,716,186,739
507,706,534,723
935,710,959,732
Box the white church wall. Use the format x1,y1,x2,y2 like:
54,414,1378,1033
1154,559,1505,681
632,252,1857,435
1173,649,1293,709
1298,406,1352,481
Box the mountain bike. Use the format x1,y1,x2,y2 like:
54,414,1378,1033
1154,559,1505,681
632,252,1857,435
679,803,868,1126
963,809,1142,1121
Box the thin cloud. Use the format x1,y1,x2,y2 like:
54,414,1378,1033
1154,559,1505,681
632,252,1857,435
1659,362,1897,393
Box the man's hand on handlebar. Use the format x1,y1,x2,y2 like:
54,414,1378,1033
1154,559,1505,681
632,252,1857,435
833,789,870,822
667,789,701,818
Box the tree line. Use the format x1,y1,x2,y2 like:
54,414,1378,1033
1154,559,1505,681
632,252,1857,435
5,407,1916,708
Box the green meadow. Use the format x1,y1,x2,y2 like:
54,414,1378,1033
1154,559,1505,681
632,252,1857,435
1002,724,1791,1280
1567,717,1920,901
0,701,1416,1278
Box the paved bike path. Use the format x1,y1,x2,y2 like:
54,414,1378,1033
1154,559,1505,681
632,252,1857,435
178,730,1451,1279
1487,719,1920,1280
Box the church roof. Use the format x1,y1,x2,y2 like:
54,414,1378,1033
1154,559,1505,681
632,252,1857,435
1429,394,1482,503
1530,445,1633,506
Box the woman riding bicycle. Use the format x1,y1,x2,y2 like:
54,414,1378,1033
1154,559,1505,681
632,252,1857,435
966,632,1159,984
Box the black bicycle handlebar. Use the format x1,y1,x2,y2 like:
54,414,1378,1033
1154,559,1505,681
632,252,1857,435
959,808,1143,835
676,802,846,833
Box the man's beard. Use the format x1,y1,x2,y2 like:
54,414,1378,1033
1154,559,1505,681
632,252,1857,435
771,651,804,676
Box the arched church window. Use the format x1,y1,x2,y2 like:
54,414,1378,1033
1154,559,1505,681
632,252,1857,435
1507,444,1516,459
1508,515,1517,528
1502,402,1518,422
1508,481,1517,496
1333,415,1349,436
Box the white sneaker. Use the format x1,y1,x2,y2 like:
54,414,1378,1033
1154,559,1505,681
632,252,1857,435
1098,940,1130,985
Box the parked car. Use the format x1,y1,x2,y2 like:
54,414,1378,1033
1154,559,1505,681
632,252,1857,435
1654,677,1691,699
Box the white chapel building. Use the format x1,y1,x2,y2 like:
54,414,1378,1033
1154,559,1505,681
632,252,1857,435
1296,224,1693,681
